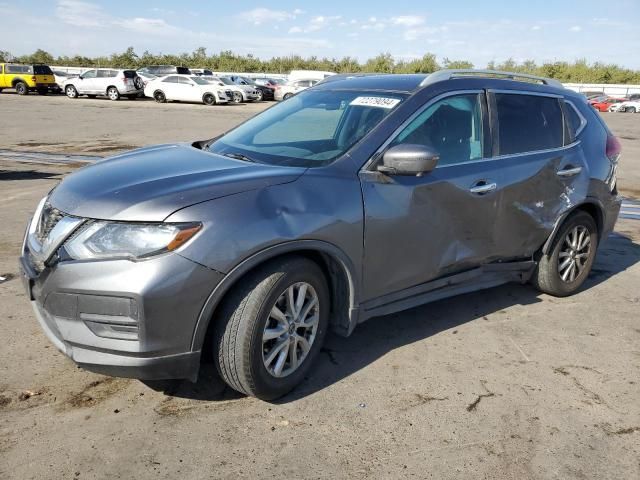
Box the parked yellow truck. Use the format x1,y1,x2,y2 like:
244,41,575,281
0,63,57,95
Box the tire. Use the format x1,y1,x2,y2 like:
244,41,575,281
213,257,330,400
255,90,263,102
133,77,144,90
36,88,48,95
203,93,216,106
232,91,243,104
0,88,3,93
14,82,28,95
532,211,598,297
107,86,120,101
628,107,636,113
65,85,78,99
153,90,166,103
283,93,293,100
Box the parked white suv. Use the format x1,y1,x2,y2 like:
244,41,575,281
64,69,144,100
274,78,319,101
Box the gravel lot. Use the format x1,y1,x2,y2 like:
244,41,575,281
0,93,639,480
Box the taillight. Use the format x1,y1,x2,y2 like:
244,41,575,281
606,134,622,163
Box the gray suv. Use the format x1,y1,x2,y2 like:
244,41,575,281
19,70,622,400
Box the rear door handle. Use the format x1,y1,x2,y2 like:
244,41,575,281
469,181,497,195
557,166,582,177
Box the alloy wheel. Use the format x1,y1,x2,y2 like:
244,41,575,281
558,225,591,283
262,282,320,378
107,87,119,101
65,86,77,98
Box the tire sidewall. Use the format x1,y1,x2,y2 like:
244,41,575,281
154,90,165,103
15,82,27,95
545,212,598,295
247,261,330,399
203,93,215,105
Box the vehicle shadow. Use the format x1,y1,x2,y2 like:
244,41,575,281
0,170,62,180
145,231,640,403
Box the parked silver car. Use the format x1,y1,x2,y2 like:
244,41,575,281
64,69,144,100
20,70,622,400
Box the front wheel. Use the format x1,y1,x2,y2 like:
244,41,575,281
232,91,243,104
15,82,28,95
532,211,598,297
213,257,329,400
283,93,293,100
65,85,78,99
203,93,216,105
153,90,166,103
107,87,120,101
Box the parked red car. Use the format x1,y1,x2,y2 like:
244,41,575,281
590,97,627,112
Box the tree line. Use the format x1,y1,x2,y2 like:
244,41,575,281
2,47,639,84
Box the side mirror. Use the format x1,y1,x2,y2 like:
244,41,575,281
78,76,83,80
377,144,439,176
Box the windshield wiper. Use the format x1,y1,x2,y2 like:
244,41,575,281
223,152,257,163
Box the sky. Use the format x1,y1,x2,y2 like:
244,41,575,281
2,0,639,68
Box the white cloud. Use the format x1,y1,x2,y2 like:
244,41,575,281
531,25,541,31
56,0,109,27
241,8,301,25
288,15,342,34
569,25,582,32
391,15,426,27
116,17,179,35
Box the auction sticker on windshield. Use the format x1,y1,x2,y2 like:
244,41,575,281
350,96,401,109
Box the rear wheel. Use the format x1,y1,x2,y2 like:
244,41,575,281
283,93,293,100
15,82,28,95
628,107,637,113
153,90,166,103
532,211,598,297
65,85,78,99
107,87,120,101
213,257,329,400
203,93,216,105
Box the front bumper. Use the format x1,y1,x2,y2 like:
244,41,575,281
19,241,224,381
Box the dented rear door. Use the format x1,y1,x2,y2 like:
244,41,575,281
488,91,586,261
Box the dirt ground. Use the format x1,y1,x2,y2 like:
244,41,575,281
0,93,639,479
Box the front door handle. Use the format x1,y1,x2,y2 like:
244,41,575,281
557,166,582,177
469,181,497,195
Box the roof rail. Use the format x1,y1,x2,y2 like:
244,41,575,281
420,69,564,89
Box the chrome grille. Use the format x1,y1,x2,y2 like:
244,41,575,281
36,203,64,244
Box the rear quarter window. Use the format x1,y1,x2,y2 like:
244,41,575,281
495,93,564,155
33,65,53,75
563,100,586,142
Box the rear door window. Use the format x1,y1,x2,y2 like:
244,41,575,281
162,76,180,83
495,93,564,155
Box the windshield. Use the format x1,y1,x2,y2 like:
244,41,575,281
191,76,209,85
208,89,405,167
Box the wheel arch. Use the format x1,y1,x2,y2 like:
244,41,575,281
541,199,605,255
190,240,361,354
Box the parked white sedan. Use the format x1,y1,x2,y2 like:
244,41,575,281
616,100,640,113
144,75,229,105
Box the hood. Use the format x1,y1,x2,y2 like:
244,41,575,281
48,144,305,221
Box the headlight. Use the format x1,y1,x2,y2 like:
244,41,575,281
64,221,201,261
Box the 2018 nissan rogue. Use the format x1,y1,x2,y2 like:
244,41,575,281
19,70,622,400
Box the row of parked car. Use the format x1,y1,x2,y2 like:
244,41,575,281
0,62,322,105
584,92,640,113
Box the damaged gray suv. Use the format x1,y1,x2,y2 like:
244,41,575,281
20,70,622,400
